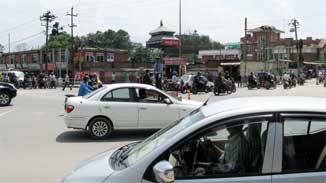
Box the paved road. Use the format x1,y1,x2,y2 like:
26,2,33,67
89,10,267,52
0,79,325,183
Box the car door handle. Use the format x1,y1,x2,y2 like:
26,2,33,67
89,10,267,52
139,107,147,110
104,106,111,109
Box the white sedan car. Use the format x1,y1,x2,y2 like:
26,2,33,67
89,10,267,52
64,83,202,139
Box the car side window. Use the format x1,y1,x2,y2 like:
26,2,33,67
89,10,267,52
163,120,269,179
282,118,326,172
136,88,166,104
102,88,131,102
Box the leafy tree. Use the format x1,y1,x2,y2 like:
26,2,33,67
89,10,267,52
51,22,64,36
165,30,224,61
130,43,151,63
47,22,71,49
80,29,131,50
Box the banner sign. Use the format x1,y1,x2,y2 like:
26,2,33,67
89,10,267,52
164,57,186,65
162,39,180,47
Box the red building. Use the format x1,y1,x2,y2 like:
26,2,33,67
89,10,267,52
0,47,128,76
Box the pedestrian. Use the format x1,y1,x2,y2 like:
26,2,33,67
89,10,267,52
143,70,152,85
78,76,94,96
124,72,130,83
112,72,116,83
237,75,242,87
62,73,72,91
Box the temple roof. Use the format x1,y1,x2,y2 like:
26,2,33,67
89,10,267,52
248,25,284,33
149,20,175,35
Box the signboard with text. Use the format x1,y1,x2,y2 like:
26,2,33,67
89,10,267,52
162,39,180,47
164,57,186,65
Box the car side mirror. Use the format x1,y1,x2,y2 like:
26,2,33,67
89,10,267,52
153,161,175,183
164,98,173,105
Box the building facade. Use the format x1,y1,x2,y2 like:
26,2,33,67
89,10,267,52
0,47,128,73
240,25,325,76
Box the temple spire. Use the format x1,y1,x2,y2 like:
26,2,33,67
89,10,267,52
160,20,163,27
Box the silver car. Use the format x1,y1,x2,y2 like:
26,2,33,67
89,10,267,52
63,97,326,183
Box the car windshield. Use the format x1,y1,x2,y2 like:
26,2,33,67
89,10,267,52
124,108,204,167
83,86,107,99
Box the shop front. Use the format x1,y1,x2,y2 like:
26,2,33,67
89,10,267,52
164,57,186,78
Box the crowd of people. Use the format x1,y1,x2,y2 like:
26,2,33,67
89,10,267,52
0,71,60,89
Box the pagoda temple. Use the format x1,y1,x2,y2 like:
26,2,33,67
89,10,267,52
146,20,180,48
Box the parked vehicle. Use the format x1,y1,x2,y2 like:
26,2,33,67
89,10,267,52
63,97,326,183
179,74,214,94
64,83,203,139
0,82,17,106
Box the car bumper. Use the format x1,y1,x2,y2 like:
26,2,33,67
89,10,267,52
11,90,17,98
64,115,89,129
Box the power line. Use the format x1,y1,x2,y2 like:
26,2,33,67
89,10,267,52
3,32,44,47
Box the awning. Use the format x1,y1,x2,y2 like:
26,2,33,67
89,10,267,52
220,62,240,66
304,61,325,65
279,59,294,63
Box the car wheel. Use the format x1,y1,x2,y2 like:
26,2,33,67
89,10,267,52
88,117,113,139
0,92,11,106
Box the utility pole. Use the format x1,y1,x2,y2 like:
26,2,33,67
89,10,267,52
67,7,77,78
40,11,56,75
8,34,10,53
289,19,300,72
178,0,182,76
244,17,248,83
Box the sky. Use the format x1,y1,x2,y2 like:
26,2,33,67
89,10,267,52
0,0,325,52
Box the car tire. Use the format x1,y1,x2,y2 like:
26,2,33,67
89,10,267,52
0,92,11,106
88,117,113,139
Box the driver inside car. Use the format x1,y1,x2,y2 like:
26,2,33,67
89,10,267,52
202,125,250,174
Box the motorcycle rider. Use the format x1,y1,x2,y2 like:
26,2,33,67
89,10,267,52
290,71,296,86
214,72,225,91
248,72,257,86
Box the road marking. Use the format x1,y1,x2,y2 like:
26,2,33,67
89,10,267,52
0,109,15,117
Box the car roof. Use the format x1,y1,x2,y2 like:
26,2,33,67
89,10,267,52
202,97,326,117
103,83,157,90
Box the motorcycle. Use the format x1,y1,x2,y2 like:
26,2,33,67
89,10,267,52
283,79,291,89
248,77,260,90
214,79,233,96
191,79,210,95
260,79,276,89
297,77,305,86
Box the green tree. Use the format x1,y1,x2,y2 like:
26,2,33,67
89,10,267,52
130,43,151,63
47,22,71,49
51,22,64,36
